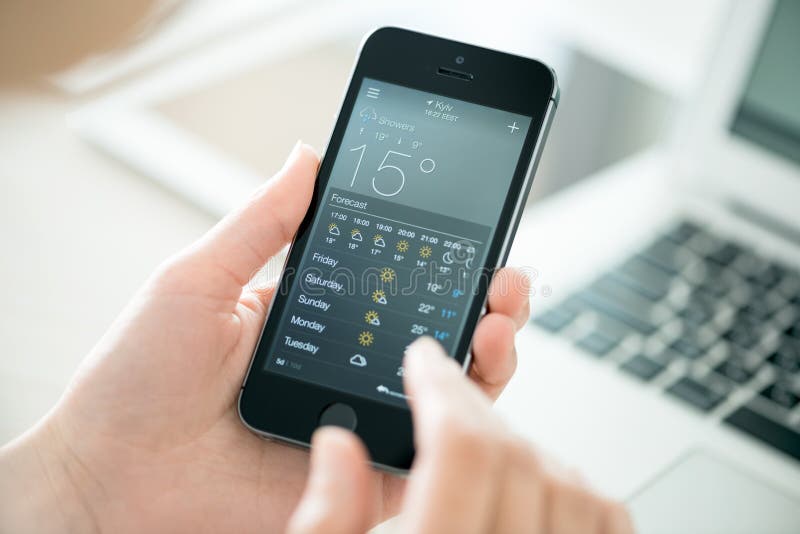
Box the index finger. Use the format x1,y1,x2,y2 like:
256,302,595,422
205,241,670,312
400,337,504,534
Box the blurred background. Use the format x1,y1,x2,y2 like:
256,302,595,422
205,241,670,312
0,0,729,442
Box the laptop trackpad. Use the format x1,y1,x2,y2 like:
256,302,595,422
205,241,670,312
629,450,800,534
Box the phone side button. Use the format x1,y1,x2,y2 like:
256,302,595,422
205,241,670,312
318,402,358,431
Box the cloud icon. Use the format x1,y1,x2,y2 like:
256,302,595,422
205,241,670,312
359,106,377,122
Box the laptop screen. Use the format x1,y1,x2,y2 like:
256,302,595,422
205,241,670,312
730,0,800,166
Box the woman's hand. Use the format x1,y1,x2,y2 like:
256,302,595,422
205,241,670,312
0,142,532,533
288,338,634,534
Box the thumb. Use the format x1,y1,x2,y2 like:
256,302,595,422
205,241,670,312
287,427,375,534
158,141,318,298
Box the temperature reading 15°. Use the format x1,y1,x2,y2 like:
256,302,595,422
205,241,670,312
348,144,436,197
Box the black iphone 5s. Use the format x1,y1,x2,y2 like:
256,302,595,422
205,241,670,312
239,27,558,472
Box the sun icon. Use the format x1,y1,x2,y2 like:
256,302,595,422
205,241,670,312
364,310,381,326
396,240,409,253
419,245,432,259
358,331,374,347
371,289,388,305
380,267,396,283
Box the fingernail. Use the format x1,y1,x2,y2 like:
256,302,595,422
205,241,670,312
282,140,304,170
405,336,430,361
404,336,444,371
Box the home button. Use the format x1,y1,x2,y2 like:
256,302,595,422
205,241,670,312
318,403,357,431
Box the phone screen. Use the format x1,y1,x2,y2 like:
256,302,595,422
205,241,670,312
263,77,532,406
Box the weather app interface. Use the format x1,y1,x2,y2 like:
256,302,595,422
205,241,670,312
264,78,532,406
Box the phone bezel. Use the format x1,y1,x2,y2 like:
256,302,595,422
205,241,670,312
239,27,557,471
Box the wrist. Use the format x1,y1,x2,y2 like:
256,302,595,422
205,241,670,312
0,418,100,533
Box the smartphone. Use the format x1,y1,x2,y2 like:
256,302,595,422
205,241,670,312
239,27,557,472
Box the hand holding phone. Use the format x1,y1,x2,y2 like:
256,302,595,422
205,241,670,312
0,142,533,533
240,27,558,471
287,338,634,534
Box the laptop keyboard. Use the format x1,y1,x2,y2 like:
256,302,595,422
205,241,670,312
530,220,800,462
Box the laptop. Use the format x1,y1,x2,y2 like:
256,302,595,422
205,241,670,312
500,1,800,532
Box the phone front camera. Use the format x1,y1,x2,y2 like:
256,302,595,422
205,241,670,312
455,55,465,64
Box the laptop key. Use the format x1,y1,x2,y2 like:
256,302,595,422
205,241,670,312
593,274,666,313
669,338,706,360
649,348,682,366
671,325,716,359
748,264,784,290
667,377,725,412
595,314,641,340
723,323,763,349
663,221,701,244
732,250,769,279
726,406,800,462
575,332,619,357
640,237,692,274
777,270,800,299
738,292,784,321
715,359,754,384
532,306,578,332
686,288,718,308
610,257,673,301
695,275,732,298
577,289,658,335
705,242,742,266
784,323,800,340
677,301,714,327
620,355,665,381
725,344,767,370
768,342,800,374
760,382,799,410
